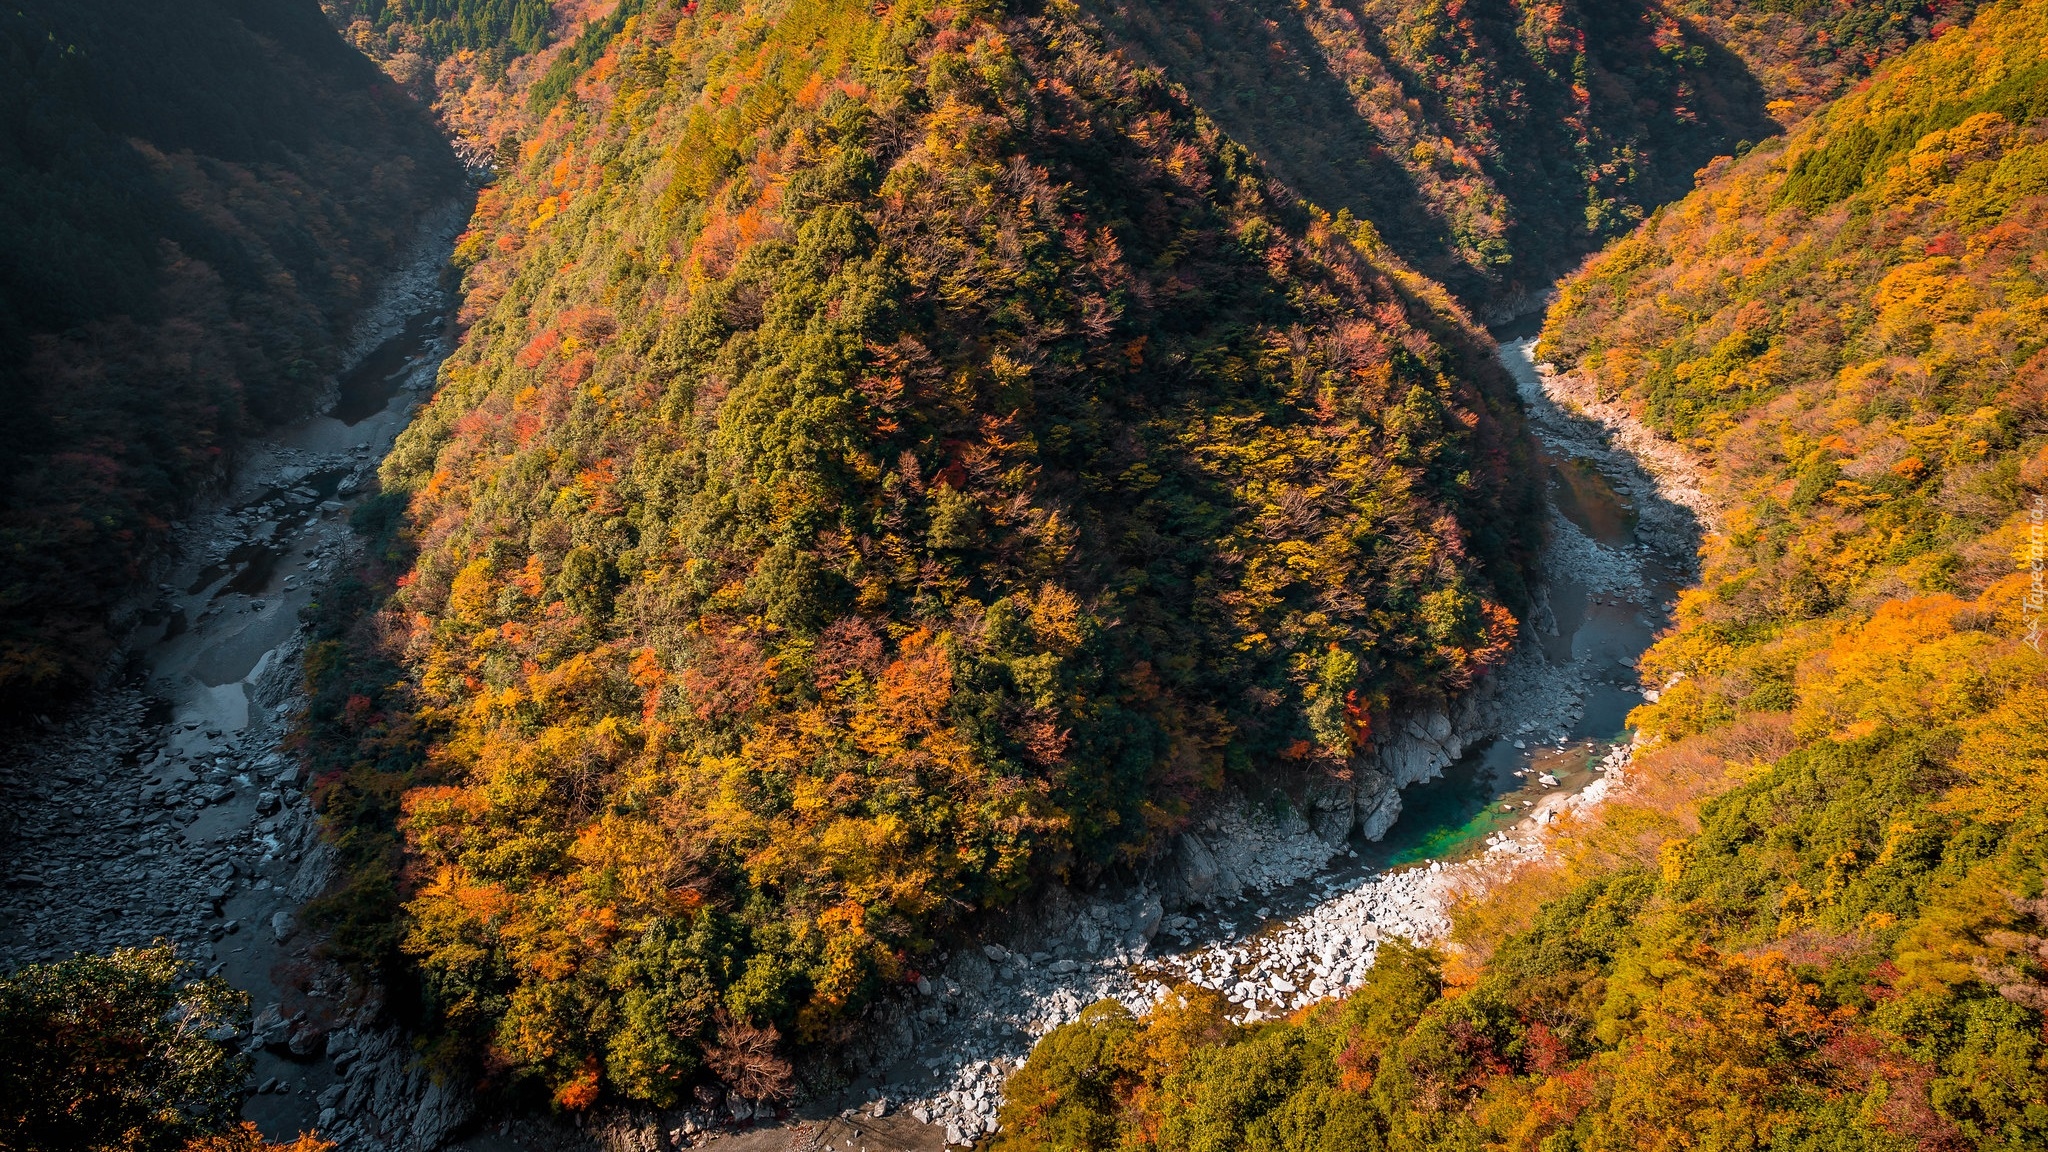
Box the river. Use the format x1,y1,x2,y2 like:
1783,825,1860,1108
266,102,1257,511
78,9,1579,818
771,316,1707,1152
1359,318,1698,869
0,208,465,1144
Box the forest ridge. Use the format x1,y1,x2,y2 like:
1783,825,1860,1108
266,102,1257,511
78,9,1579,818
294,0,2027,1125
332,0,1987,317
315,0,1539,1109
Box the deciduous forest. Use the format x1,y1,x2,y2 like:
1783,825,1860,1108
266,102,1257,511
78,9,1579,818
312,0,1542,1109
302,0,2043,1131
1065,0,1979,312
3,0,2041,1146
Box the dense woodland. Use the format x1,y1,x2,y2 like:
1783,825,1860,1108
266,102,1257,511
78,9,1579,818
992,3,2048,1147
323,0,645,166
287,0,2022,1124
0,945,333,1151
327,0,1986,316
304,0,1546,1111
0,0,460,712
3,0,2035,1141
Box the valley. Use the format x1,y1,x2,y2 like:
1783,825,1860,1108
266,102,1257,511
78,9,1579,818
749,320,1710,1150
4,1,2043,1151
0,92,1696,1152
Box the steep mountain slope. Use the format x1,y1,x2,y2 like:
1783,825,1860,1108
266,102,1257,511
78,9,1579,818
322,0,1541,1109
993,3,2048,1147
1075,0,1981,314
0,0,462,711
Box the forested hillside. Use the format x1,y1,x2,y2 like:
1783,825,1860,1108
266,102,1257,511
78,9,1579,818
308,0,1543,1110
992,3,2048,1147
0,0,461,711
325,0,648,166
1070,0,1981,314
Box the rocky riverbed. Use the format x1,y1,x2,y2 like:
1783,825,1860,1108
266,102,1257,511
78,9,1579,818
0,202,470,1148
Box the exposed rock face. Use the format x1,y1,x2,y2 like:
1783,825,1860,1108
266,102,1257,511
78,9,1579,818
1353,707,1465,841
1302,780,1354,846
314,1017,474,1151
1142,664,1530,914
1172,833,1223,902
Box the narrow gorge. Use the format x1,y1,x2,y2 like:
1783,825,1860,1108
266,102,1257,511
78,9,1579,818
0,211,473,1147
8,1,2039,1150
687,312,1712,1150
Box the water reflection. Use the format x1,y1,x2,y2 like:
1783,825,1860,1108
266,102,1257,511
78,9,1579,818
1550,454,1636,546
331,304,446,425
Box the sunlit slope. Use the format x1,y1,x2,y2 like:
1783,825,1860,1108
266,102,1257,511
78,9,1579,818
328,0,1978,312
992,4,2048,1148
1071,0,1977,313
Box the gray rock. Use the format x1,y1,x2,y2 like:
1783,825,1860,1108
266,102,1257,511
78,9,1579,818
250,1004,288,1050
1178,833,1243,905
1355,778,1402,841
952,950,993,993
1305,781,1353,845
1423,709,1453,745
287,1021,326,1058
1135,894,1163,940
406,1075,474,1151
1175,833,1219,899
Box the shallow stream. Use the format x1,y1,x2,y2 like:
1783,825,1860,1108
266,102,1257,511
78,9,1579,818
1355,325,1694,868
